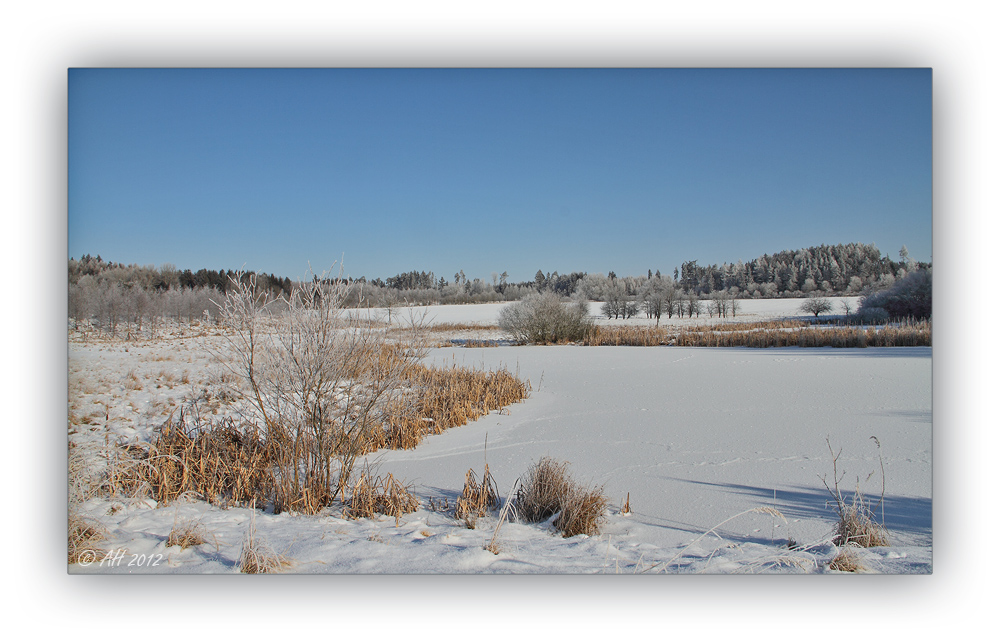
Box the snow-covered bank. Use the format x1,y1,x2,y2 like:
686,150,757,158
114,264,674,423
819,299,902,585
69,331,930,573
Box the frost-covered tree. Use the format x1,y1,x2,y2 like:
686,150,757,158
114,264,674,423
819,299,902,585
639,277,673,326
800,297,833,317
601,280,628,319
498,292,593,344
858,268,931,320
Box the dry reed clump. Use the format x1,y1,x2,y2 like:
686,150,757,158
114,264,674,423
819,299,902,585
344,469,420,526
582,320,811,347
828,547,866,572
131,410,277,510
376,363,529,451
674,319,930,348
108,358,526,516
484,479,519,555
583,325,676,346
455,464,500,528
514,457,609,537
68,515,107,564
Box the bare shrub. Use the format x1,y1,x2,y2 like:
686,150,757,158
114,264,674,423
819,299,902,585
455,464,500,528
858,268,931,320
498,292,593,344
215,266,421,511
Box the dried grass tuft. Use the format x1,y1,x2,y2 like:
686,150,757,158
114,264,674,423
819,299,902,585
828,547,866,573
515,457,609,538
166,514,212,549
554,486,609,538
832,492,891,548
123,369,143,390
68,515,107,564
822,437,891,548
514,457,574,523
239,513,290,574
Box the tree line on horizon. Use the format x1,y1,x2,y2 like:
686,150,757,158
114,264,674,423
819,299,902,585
67,242,929,335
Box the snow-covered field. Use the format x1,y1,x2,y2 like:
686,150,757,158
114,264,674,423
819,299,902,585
67,297,929,574
367,296,863,329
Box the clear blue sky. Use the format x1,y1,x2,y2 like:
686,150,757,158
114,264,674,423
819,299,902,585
68,68,931,283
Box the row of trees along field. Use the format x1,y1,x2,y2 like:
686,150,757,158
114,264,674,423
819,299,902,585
68,243,928,335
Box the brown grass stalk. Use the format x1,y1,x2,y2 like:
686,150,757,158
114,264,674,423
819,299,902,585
455,463,500,528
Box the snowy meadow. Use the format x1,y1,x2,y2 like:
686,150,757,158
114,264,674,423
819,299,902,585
67,296,931,574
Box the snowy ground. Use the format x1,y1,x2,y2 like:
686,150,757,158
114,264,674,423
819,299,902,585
67,297,929,574
370,296,863,328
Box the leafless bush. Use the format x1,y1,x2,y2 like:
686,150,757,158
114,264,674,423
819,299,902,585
215,266,422,512
498,292,593,344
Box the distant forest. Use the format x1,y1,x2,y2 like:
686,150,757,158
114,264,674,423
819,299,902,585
70,242,927,300
67,242,929,333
